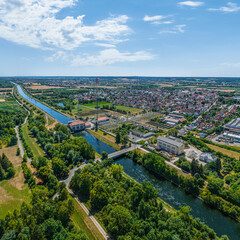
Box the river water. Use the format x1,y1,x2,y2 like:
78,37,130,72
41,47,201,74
16,84,115,154
16,83,240,239
116,157,240,240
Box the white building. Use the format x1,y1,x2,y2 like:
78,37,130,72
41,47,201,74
157,136,184,155
199,153,217,163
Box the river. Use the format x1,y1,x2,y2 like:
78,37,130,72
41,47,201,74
116,157,240,240
15,84,115,154
16,83,240,239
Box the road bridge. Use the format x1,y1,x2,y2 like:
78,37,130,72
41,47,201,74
96,145,140,161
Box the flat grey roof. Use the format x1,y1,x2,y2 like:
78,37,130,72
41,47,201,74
225,118,240,129
157,136,184,148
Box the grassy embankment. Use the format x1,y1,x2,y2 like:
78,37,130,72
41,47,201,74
88,129,121,151
0,146,31,218
70,197,105,240
122,171,175,213
21,123,45,160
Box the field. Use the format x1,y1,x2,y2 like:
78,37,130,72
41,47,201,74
21,124,45,160
27,85,64,90
206,143,240,159
0,101,23,111
72,102,142,118
115,105,142,114
0,146,31,218
71,197,105,240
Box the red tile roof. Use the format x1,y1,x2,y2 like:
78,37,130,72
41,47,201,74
68,120,85,126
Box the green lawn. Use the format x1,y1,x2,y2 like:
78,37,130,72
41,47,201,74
0,101,23,112
83,102,109,108
0,166,31,218
22,124,45,160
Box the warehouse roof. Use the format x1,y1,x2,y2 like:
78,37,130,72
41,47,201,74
157,136,184,148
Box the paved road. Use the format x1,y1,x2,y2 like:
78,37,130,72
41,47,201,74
57,163,111,240
14,99,31,161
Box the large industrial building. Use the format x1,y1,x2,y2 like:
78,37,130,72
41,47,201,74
223,118,240,142
157,136,184,155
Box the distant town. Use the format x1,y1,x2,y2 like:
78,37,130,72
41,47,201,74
1,77,240,240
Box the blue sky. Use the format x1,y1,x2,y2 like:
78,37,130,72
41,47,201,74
0,0,240,76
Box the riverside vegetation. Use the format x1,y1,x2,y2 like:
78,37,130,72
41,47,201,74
70,159,229,240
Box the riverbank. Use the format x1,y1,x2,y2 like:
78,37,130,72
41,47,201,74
21,85,74,120
88,129,121,151
116,157,240,239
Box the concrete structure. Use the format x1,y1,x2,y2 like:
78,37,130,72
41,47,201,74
157,136,184,155
95,117,110,125
199,152,217,163
224,118,240,134
223,118,240,142
68,120,85,132
164,113,186,126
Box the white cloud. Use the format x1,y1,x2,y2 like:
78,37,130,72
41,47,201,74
95,43,116,48
178,1,204,7
0,0,131,50
159,24,186,34
71,48,155,66
208,2,240,12
221,62,240,67
143,15,173,25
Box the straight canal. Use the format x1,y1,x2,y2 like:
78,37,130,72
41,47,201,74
16,84,240,239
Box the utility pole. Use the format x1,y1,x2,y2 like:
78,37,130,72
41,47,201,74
95,78,99,132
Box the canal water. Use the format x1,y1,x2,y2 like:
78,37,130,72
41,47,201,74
116,157,240,240
16,85,73,124
73,131,115,154
16,83,240,239
16,84,115,154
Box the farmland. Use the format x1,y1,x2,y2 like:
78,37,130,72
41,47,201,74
206,143,240,159
27,85,64,90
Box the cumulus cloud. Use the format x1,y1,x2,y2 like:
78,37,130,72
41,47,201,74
71,48,155,66
208,2,240,13
159,24,186,34
178,1,204,7
0,0,131,50
143,15,173,25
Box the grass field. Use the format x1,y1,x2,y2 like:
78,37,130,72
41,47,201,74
206,143,240,159
115,105,142,114
27,85,64,90
21,124,45,160
0,146,31,218
70,197,105,240
0,101,23,112
72,102,141,117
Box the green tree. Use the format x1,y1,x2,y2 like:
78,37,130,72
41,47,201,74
115,132,121,144
16,148,20,156
121,135,129,146
101,151,108,160
207,177,224,195
110,164,123,181
52,158,69,179
90,182,109,211
107,205,132,236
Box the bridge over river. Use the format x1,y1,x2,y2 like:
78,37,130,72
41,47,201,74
96,145,140,161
